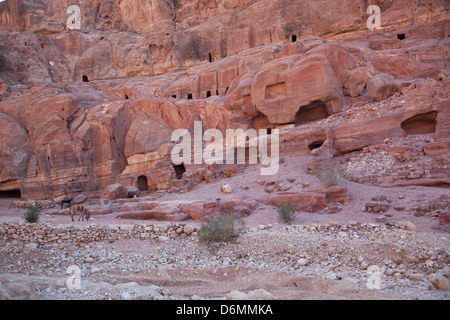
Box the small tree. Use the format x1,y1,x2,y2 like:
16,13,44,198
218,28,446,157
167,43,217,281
24,203,40,223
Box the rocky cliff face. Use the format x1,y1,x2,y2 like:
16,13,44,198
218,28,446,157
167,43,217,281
0,0,449,199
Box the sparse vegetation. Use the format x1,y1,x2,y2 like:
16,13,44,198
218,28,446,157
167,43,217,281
277,203,296,224
198,214,245,254
23,203,41,223
309,160,342,187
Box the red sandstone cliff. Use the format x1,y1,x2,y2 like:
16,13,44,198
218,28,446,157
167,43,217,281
0,0,449,199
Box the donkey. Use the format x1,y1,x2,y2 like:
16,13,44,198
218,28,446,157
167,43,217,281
60,197,73,209
70,204,90,222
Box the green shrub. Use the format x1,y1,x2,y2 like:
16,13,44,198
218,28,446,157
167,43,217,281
198,214,245,253
277,203,296,225
309,160,341,187
24,203,40,223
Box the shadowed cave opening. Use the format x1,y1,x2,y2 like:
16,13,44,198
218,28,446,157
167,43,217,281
173,163,186,180
82,75,89,82
0,190,21,199
308,141,325,151
295,101,329,126
137,175,149,191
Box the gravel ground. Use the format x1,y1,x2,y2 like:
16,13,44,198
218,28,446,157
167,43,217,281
1,222,449,300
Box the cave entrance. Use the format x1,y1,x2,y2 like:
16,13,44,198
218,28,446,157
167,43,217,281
173,163,186,180
401,111,438,135
295,101,329,126
308,141,325,151
82,75,89,82
137,175,149,191
291,35,297,42
0,189,21,199
397,33,406,40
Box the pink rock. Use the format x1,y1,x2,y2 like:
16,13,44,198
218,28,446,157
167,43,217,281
72,194,88,204
101,183,128,200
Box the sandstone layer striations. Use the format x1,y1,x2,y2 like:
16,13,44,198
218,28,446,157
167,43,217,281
0,0,449,203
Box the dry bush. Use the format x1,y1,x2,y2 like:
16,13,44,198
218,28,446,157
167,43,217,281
198,214,245,253
310,160,342,187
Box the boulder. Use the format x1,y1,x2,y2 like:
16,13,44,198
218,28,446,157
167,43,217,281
117,201,189,222
86,205,112,215
264,187,348,212
309,187,348,205
226,289,277,300
265,192,327,212
138,201,159,211
72,194,88,204
428,273,450,291
439,213,450,225
398,220,416,231
179,198,259,221
223,165,238,178
101,183,129,200
221,184,232,194
126,186,141,198
120,202,139,212
366,73,399,101
0,281,40,300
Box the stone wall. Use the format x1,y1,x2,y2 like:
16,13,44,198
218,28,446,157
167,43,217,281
0,222,198,246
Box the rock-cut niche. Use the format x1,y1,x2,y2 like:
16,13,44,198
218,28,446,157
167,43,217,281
137,175,149,191
295,100,329,126
0,189,21,199
401,111,437,135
